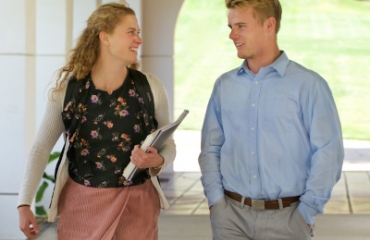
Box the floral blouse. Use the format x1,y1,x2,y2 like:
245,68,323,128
64,74,153,188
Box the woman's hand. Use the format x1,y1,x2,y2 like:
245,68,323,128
18,206,39,238
130,145,164,169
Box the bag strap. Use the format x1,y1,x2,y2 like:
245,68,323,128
54,77,83,179
128,68,156,118
63,77,81,109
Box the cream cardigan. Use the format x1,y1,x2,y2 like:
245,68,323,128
18,73,176,222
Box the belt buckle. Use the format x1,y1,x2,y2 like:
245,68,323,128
251,199,265,210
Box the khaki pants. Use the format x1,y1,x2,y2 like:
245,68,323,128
210,196,312,240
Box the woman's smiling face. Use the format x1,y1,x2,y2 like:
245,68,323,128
105,14,142,66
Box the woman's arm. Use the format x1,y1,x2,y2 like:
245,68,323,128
18,86,67,238
145,73,176,176
18,88,66,206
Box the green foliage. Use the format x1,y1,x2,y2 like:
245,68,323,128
36,206,47,217
49,151,61,163
35,151,60,218
42,172,56,183
35,182,49,203
175,0,370,140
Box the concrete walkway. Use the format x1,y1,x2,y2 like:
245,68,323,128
158,214,370,240
32,213,370,240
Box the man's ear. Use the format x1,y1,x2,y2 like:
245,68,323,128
265,16,276,33
99,31,110,46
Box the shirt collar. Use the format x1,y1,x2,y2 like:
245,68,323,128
236,51,290,77
236,61,255,78
237,63,247,75
269,51,289,77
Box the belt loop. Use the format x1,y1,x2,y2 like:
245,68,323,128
278,198,283,210
240,196,245,208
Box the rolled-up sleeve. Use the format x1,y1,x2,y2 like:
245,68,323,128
199,78,225,207
298,76,344,225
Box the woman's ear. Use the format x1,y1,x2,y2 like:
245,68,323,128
99,31,110,46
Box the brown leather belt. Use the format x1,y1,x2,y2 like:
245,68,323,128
224,190,300,210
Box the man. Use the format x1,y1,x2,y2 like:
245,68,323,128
198,0,344,239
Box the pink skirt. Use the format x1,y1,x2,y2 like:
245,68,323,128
57,177,160,240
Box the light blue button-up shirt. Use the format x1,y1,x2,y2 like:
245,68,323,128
199,51,344,225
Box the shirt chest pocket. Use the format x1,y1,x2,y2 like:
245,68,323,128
259,97,300,134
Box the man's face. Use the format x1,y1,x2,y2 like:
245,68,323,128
228,7,268,60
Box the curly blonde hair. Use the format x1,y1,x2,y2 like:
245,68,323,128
50,3,135,98
225,0,282,33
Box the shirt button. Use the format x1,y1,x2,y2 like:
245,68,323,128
252,103,255,107
251,152,255,155
255,81,259,84
253,175,257,179
251,127,255,131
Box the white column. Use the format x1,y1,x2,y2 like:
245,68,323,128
0,0,35,238
73,0,98,44
141,0,184,122
140,0,185,172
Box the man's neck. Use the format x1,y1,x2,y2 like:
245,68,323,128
246,47,281,74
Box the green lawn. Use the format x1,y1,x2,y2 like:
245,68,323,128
174,0,370,140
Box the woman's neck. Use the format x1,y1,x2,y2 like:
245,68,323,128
90,58,129,93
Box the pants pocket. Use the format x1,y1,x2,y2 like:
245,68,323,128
294,208,312,238
210,196,226,214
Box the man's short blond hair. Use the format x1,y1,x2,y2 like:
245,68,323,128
226,0,282,33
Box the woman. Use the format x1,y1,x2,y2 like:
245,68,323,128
17,3,175,239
